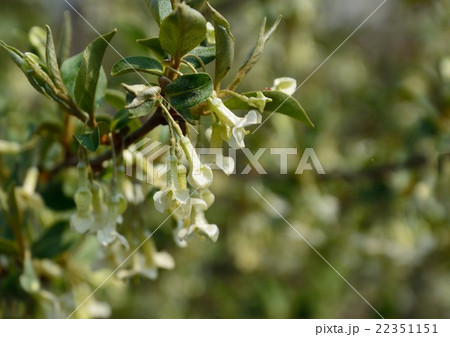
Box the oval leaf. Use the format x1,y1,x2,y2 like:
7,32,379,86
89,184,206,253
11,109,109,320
125,92,156,119
61,52,107,113
165,73,213,111
111,56,163,76
137,37,168,60
74,29,116,115
159,3,206,60
224,90,314,128
146,0,173,26
184,46,216,68
74,126,100,152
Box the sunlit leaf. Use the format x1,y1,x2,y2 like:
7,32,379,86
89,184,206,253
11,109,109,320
159,3,206,60
224,90,313,127
111,56,163,76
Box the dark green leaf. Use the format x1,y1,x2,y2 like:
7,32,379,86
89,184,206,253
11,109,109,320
60,52,82,95
125,92,156,118
61,53,107,113
229,16,282,90
159,3,206,60
111,109,131,131
146,0,173,26
128,101,156,119
224,90,314,127
111,56,163,76
74,126,100,152
45,25,66,93
184,46,216,68
57,11,72,64
165,73,213,110
32,221,78,259
74,30,116,115
207,3,235,87
137,37,168,60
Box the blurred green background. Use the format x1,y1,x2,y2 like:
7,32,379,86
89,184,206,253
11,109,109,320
1,0,450,318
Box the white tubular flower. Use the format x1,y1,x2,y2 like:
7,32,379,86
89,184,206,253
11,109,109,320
173,219,188,248
153,155,191,220
271,77,297,96
247,91,272,112
70,212,94,235
178,198,219,243
209,97,261,149
97,194,129,250
209,123,236,175
121,83,161,109
70,163,94,234
70,187,94,234
117,244,175,280
180,137,213,189
15,166,44,210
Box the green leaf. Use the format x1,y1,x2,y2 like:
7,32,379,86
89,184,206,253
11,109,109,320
159,3,206,60
29,26,46,60
0,42,48,97
57,11,72,64
125,91,157,119
60,53,82,95
0,238,18,256
61,53,107,113
228,16,282,90
45,25,66,93
105,88,126,109
186,0,206,10
111,56,163,76
127,99,156,119
32,221,77,259
137,37,168,60
0,40,24,68
165,73,213,110
207,3,235,87
184,46,216,68
74,126,100,152
111,109,131,131
224,90,314,128
146,0,173,26
74,29,116,115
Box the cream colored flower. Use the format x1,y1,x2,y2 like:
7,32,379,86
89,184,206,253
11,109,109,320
153,155,191,220
180,137,213,188
178,197,219,243
209,96,261,149
271,77,297,96
117,243,174,280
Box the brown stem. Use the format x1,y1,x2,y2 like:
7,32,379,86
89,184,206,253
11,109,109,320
52,108,165,173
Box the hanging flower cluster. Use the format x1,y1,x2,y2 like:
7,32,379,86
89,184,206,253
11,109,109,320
0,0,312,304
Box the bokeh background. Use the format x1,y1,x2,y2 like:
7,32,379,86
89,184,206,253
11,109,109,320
1,0,450,318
